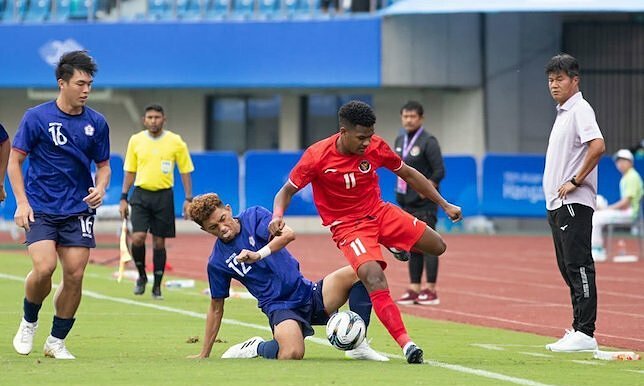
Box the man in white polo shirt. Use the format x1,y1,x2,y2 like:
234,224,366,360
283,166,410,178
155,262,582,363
542,53,606,352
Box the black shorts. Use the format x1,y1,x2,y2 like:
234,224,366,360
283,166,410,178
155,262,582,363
130,187,176,238
407,206,438,230
26,213,96,248
266,280,329,338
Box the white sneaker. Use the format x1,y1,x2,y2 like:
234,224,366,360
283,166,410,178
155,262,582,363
13,318,38,355
221,336,264,359
345,339,390,361
547,331,598,352
43,336,76,359
545,329,574,351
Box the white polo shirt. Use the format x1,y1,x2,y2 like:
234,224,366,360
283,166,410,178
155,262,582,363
543,92,604,211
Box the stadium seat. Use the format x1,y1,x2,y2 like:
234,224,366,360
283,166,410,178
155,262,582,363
257,0,278,18
1,0,28,22
24,0,51,21
205,0,229,19
147,0,172,20
69,0,93,19
232,0,253,18
51,0,71,21
176,0,201,19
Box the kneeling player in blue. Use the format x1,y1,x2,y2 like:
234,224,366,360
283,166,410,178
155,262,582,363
186,193,388,361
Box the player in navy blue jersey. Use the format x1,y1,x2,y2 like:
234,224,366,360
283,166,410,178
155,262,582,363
0,123,10,202
10,51,111,360
186,193,388,361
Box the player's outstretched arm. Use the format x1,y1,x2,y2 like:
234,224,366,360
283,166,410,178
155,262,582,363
188,298,224,359
396,164,463,222
269,182,298,236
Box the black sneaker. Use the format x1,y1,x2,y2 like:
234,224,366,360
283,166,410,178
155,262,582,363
404,344,424,364
387,247,410,262
151,286,163,300
133,277,147,295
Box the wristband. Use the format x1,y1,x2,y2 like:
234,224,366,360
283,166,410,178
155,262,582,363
570,176,581,187
257,245,271,259
185,197,193,202
120,193,128,201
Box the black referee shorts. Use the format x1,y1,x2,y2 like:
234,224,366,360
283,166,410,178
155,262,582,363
130,187,176,238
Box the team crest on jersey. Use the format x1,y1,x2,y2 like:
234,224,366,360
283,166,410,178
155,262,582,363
358,160,371,173
410,146,421,157
248,236,255,247
84,124,95,136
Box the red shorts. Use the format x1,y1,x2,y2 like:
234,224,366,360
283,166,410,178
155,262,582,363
330,203,427,271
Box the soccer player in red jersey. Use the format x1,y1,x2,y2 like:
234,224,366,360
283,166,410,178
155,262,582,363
269,101,462,364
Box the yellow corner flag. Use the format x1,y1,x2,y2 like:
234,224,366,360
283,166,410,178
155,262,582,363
118,219,132,283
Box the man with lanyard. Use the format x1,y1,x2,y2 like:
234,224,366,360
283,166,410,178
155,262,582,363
392,101,445,306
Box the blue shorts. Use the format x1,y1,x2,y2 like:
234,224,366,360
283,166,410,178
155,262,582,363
267,280,329,337
25,214,96,248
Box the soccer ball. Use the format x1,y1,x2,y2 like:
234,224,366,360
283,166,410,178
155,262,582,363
326,310,366,351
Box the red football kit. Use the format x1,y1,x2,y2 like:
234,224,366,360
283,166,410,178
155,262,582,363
288,133,427,270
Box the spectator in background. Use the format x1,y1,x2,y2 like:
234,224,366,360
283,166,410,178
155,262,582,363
0,123,10,202
10,51,111,359
542,53,605,352
321,0,339,12
393,101,444,306
119,104,194,300
591,149,643,261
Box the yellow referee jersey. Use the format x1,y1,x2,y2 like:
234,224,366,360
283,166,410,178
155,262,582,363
123,130,194,191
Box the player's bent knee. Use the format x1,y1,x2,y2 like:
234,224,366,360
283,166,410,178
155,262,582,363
278,347,304,360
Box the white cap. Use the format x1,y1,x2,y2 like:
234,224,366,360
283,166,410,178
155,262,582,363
614,149,634,162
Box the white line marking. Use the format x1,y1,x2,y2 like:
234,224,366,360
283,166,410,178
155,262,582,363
625,370,644,374
471,344,506,351
518,352,553,358
571,360,604,366
0,272,555,386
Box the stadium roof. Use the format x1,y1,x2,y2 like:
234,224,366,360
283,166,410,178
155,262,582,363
383,0,644,15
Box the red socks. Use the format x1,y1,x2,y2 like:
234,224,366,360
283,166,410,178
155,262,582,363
369,289,410,348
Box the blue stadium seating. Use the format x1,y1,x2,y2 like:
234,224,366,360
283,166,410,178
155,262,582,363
51,0,71,21
24,0,51,21
232,0,253,18
147,0,172,20
69,0,93,19
176,0,201,19
205,0,229,19
1,0,28,22
257,0,279,18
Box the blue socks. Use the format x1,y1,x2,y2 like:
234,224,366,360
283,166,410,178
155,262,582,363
257,339,279,359
51,316,76,340
349,281,372,328
23,298,42,323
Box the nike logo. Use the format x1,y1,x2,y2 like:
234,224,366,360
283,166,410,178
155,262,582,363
560,225,568,231
413,218,418,226
324,169,338,174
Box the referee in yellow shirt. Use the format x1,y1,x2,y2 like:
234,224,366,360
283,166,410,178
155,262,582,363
119,104,194,299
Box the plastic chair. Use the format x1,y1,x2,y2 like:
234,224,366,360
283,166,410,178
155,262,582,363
605,197,644,260
24,0,51,21
205,0,229,19
257,0,278,17
232,0,253,18
51,0,71,21
1,0,28,22
177,0,201,19
147,0,172,20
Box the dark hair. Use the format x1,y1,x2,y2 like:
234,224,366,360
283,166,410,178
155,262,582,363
55,50,97,82
545,53,580,78
400,100,424,116
338,100,376,129
188,193,225,226
144,104,165,115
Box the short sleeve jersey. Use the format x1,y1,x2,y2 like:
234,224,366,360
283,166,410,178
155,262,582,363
12,101,110,215
620,168,643,219
0,123,9,144
123,130,194,191
543,92,604,210
288,133,403,226
207,206,313,315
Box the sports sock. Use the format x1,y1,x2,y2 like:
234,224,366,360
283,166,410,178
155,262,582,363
131,243,146,279
369,289,410,348
153,248,167,288
257,339,279,359
23,298,42,323
51,316,75,340
348,282,372,328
